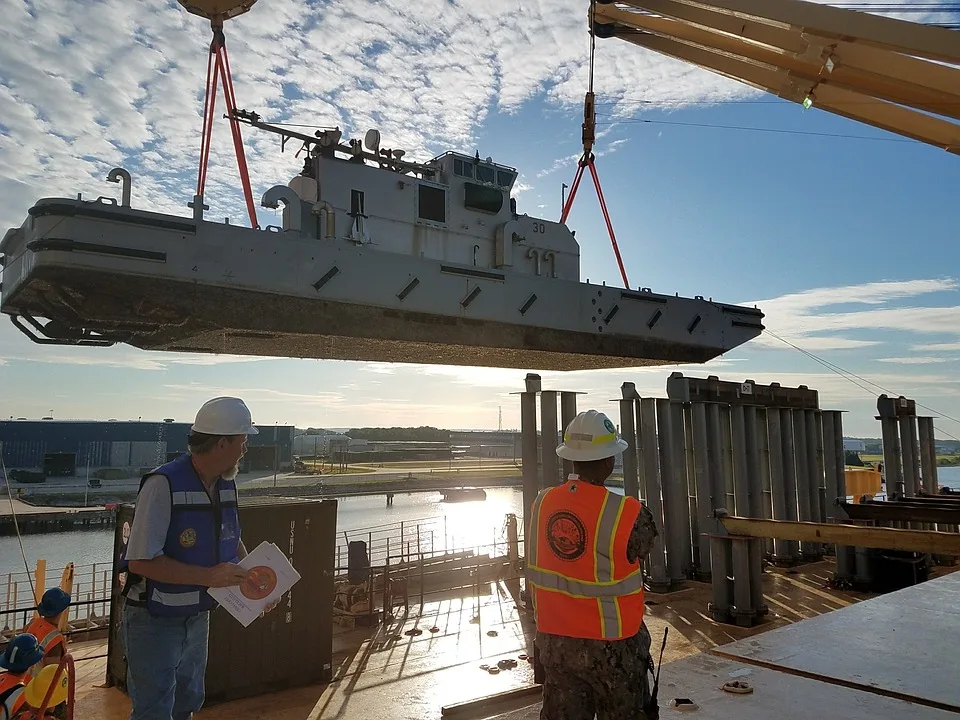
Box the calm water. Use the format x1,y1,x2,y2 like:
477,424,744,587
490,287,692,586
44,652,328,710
1,467,957,577
0,487,529,577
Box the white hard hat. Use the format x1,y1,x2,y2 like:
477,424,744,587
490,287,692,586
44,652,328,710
556,410,627,462
190,397,259,436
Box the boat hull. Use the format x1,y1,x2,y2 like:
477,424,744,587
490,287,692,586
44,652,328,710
0,198,764,370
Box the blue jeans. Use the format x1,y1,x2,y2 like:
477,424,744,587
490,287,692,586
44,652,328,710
122,604,209,720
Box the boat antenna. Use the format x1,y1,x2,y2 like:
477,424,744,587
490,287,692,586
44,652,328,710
179,1,261,229
559,0,630,290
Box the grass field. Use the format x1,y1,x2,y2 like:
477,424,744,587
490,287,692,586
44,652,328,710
859,452,959,467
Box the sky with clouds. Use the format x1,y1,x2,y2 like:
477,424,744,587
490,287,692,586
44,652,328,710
1,0,959,439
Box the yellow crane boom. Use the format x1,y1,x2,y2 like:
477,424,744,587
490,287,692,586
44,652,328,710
592,0,960,154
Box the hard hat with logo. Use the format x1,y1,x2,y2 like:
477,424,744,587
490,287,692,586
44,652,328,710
1,633,44,673
556,410,628,462
24,663,70,708
191,397,259,435
38,587,71,618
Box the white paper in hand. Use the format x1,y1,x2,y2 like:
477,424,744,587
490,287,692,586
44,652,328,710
207,540,301,627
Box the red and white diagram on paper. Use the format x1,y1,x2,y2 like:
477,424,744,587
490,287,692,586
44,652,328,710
241,565,278,601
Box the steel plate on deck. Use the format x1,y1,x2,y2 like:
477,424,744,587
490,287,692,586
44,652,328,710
713,572,960,711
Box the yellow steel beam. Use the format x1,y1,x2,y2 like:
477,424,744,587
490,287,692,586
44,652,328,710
619,0,960,63
599,6,960,153
598,5,960,122
596,5,960,119
718,515,960,555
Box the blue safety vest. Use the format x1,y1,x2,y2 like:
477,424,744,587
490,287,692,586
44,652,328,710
120,453,241,617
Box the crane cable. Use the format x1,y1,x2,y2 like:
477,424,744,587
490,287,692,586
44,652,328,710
196,18,260,230
1,452,38,604
560,0,630,289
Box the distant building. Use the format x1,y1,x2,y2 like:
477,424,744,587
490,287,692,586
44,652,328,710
0,419,295,478
843,438,866,453
450,430,521,460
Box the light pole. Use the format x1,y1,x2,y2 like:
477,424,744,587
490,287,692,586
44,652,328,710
272,422,282,488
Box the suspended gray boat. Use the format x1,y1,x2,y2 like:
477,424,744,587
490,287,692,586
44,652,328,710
0,111,763,370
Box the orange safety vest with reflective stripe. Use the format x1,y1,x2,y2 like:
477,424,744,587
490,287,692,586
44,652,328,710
22,617,65,658
0,672,27,719
527,476,645,641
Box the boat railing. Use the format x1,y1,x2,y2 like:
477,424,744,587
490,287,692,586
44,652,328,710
0,561,113,640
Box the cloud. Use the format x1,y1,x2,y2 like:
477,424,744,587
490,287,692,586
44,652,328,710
749,278,960,350
877,357,954,365
913,341,960,352
0,0,763,237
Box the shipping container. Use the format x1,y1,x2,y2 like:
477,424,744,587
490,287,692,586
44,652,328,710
106,496,337,703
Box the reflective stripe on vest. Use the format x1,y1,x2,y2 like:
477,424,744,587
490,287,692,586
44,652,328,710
0,676,25,718
118,454,241,617
528,477,644,640
23,618,65,655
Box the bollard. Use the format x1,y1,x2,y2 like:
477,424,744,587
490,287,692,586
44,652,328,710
640,398,670,591
708,533,765,628
709,535,733,623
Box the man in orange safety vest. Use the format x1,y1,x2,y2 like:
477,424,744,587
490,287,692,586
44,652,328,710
527,410,660,720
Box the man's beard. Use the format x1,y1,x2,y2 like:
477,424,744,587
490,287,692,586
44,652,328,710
222,463,240,481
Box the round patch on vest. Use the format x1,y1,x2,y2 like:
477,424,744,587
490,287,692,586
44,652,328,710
179,528,197,548
241,565,278,600
546,510,587,561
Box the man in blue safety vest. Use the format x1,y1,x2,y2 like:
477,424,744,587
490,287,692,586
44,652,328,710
119,397,272,720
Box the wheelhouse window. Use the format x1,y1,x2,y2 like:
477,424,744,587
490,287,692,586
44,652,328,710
464,182,504,214
475,164,495,184
418,184,447,223
453,158,473,178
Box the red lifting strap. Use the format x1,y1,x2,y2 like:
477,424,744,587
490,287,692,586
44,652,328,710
560,154,630,289
196,28,259,229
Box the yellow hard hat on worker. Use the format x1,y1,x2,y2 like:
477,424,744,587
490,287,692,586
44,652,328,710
556,410,628,462
24,663,70,708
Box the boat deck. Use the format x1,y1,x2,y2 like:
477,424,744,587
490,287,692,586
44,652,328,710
61,560,953,719
493,570,960,720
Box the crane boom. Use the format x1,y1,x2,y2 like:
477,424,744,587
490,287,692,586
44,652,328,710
593,0,960,154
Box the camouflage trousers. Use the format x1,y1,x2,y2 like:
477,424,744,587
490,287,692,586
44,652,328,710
537,623,653,720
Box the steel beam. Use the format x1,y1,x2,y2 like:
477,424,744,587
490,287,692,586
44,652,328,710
918,416,939,496
692,402,714,577
596,4,960,154
540,391,560,488
559,392,578,479
841,501,960,526
520,374,540,522
717,515,960,556
779,408,801,561
640,398,670,590
880,417,904,497
618,0,960,63
620,383,641,500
